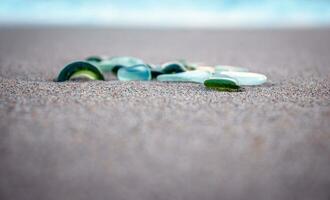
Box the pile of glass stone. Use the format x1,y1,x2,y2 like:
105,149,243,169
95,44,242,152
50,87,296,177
57,56,267,92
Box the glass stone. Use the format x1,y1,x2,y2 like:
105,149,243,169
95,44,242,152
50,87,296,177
195,66,215,73
177,60,204,71
161,61,187,74
150,69,164,78
97,56,144,73
69,70,100,81
57,61,104,82
117,65,151,81
215,65,249,72
157,71,211,83
204,76,240,91
147,64,164,78
85,55,108,63
217,71,267,86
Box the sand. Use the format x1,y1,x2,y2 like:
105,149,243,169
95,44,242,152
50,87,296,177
0,27,330,200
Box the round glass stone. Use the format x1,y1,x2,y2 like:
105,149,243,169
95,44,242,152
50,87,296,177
85,55,108,63
117,65,151,81
57,61,104,82
97,56,144,73
69,70,100,81
161,61,187,74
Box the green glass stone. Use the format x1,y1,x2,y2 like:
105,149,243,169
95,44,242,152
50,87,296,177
157,71,211,83
204,77,240,91
177,59,203,70
151,69,164,78
215,65,249,72
70,70,100,81
161,61,187,74
117,64,151,81
85,55,108,63
97,56,144,73
217,71,267,86
57,61,105,82
146,64,164,78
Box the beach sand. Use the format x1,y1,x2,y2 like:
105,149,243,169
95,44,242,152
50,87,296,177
0,28,330,200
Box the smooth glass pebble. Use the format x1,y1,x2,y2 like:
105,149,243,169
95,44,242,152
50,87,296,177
161,61,187,74
215,65,249,72
204,76,240,91
147,64,164,78
178,59,204,70
148,64,159,69
150,69,164,78
157,71,211,83
70,70,100,81
57,61,104,82
218,71,267,86
117,65,151,81
98,56,144,73
86,55,108,63
195,66,215,73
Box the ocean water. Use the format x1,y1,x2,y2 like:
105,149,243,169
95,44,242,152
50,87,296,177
1,0,330,28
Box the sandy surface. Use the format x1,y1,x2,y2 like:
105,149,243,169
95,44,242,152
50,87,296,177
0,28,330,200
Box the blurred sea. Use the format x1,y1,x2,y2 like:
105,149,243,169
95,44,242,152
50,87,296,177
1,0,330,28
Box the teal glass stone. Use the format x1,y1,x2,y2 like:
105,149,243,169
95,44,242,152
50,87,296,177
117,64,151,81
204,76,240,91
97,56,144,73
217,71,267,86
177,59,203,70
157,71,211,83
161,61,187,74
57,61,105,82
215,65,249,72
146,64,164,78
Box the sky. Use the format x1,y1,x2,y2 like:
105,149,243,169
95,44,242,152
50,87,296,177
1,0,330,28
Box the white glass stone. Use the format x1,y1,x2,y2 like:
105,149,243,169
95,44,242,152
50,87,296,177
157,71,211,83
215,65,249,72
217,71,267,86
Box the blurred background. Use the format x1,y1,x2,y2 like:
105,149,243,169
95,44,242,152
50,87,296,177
1,0,330,28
